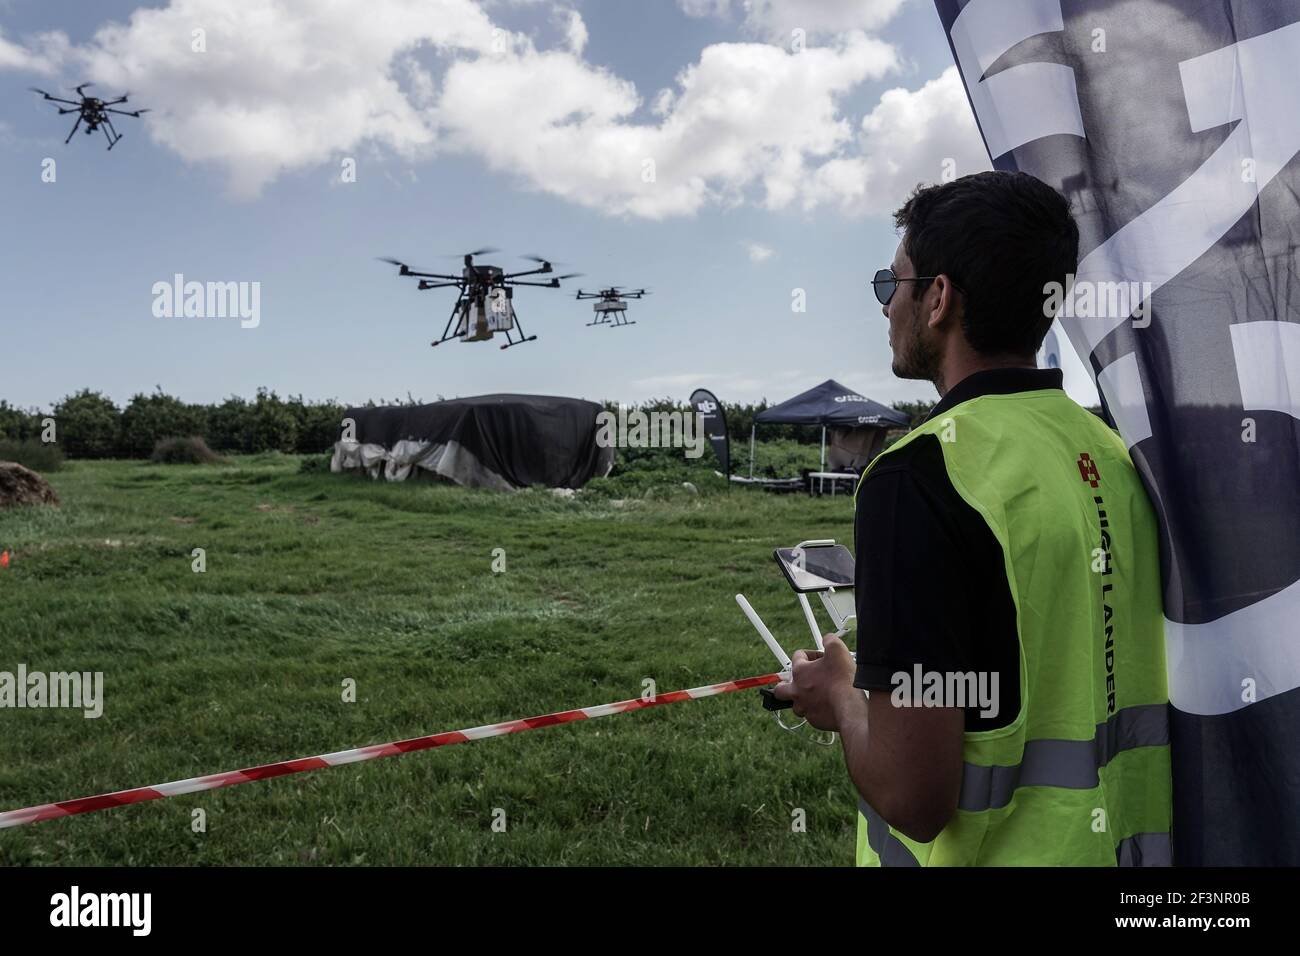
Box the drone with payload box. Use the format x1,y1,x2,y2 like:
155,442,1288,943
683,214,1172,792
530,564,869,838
575,286,648,328
30,83,150,150
379,248,581,350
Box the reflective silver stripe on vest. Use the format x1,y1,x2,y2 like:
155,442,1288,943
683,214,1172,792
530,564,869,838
860,796,1173,867
859,798,919,867
1117,831,1173,867
959,703,1169,813
858,704,1168,863
1095,703,1168,765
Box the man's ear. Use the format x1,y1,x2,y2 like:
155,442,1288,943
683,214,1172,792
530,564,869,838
925,274,962,331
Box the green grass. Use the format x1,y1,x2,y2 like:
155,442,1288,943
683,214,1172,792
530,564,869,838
0,455,858,865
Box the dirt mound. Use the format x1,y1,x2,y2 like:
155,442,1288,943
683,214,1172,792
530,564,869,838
0,461,60,508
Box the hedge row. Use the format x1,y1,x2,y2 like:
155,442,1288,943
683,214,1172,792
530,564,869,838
0,390,937,462
0,389,346,459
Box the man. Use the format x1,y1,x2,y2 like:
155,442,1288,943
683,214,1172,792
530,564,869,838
773,171,1171,866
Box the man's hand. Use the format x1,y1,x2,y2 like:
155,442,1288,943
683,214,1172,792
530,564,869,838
770,633,861,731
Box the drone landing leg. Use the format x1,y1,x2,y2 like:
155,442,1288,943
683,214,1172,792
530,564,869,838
432,295,462,348
500,316,539,350
499,336,538,351
65,116,82,145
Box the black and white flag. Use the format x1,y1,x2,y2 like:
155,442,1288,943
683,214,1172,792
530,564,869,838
936,0,1300,864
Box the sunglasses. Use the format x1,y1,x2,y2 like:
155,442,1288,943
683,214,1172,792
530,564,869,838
872,267,962,306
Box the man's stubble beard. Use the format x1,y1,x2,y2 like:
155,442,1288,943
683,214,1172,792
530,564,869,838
892,312,941,387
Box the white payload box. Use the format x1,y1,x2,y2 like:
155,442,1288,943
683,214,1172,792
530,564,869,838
457,288,516,342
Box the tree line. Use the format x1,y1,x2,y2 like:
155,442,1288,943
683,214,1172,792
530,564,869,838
0,389,938,461
0,389,345,459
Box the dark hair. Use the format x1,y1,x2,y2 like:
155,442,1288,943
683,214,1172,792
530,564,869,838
892,170,1079,356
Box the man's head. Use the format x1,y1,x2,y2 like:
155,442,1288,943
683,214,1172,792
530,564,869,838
879,170,1079,387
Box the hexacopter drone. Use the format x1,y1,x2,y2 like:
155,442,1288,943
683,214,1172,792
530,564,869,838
30,83,150,150
575,286,649,328
379,248,580,349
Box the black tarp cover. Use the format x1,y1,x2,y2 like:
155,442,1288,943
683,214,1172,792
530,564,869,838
754,380,910,428
338,393,611,489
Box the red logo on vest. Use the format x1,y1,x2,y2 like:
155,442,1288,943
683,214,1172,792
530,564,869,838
1077,453,1100,488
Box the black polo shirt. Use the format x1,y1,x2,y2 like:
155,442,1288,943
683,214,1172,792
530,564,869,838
852,367,1066,732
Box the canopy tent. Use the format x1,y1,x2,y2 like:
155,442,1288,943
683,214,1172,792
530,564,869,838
749,380,910,477
332,393,614,490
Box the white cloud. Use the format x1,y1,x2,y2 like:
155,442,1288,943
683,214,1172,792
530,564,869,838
0,26,67,74
0,0,973,221
560,8,588,55
679,0,910,39
436,31,899,218
17,0,499,199
678,0,731,18
799,66,991,216
744,241,775,262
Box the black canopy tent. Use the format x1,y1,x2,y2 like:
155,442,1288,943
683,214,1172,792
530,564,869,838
333,393,614,490
749,379,910,477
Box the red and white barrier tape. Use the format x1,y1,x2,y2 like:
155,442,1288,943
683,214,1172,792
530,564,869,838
0,672,782,829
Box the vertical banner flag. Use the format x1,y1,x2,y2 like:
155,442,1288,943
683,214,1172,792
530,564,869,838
936,0,1300,864
690,388,731,479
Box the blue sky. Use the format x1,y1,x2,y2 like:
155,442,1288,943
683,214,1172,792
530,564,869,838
0,0,1097,411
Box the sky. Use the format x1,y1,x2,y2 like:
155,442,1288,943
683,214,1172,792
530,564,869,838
0,0,1098,411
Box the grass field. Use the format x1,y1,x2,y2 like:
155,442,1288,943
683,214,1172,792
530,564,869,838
0,454,861,865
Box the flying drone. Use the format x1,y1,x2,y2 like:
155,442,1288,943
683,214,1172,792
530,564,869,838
575,287,649,328
379,248,580,349
30,83,150,150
